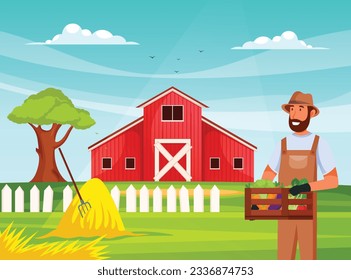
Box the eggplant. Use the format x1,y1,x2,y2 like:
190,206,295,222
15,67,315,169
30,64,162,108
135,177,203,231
268,193,282,210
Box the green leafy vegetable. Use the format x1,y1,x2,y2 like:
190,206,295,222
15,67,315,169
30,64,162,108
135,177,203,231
288,178,309,209
250,179,277,188
291,178,300,187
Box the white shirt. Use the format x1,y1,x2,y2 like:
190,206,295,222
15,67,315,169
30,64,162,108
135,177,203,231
268,133,336,175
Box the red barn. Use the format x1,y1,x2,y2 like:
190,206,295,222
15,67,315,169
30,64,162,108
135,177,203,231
88,87,256,182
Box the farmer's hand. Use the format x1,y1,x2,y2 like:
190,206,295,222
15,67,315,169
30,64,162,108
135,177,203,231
289,183,311,196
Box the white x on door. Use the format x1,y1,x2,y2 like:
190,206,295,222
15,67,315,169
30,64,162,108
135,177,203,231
154,139,192,181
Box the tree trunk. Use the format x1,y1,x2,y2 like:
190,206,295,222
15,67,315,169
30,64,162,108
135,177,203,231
30,124,73,182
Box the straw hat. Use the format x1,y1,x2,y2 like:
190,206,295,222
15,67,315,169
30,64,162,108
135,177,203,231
282,91,319,116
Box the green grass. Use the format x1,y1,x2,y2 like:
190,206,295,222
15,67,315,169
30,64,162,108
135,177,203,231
0,182,350,260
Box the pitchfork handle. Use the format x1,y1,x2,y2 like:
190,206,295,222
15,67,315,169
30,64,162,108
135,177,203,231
58,148,84,202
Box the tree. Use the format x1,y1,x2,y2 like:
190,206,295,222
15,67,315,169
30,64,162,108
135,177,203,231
8,88,95,182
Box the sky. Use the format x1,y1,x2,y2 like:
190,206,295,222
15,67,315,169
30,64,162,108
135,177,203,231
1,0,351,184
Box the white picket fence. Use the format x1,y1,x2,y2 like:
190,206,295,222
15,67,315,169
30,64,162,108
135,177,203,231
0,184,220,213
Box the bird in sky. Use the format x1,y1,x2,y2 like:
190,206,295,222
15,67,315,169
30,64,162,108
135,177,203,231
174,70,179,73
149,56,155,59
198,50,204,53
177,58,181,60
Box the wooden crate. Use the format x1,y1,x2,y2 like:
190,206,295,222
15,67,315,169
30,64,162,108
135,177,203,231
245,188,316,220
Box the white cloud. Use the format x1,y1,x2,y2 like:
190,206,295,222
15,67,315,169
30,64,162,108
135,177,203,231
28,23,139,45
2,30,348,79
232,31,327,50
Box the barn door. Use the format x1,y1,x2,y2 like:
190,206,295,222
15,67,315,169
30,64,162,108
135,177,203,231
154,139,192,181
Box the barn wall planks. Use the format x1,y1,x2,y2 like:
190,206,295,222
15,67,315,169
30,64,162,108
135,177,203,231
202,121,254,182
90,87,255,182
143,91,203,181
91,121,143,181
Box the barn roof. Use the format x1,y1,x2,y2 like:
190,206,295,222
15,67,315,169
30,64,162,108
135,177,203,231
88,117,143,151
137,86,209,108
202,117,257,151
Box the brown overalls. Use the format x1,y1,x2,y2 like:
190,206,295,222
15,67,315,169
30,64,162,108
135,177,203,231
278,135,319,260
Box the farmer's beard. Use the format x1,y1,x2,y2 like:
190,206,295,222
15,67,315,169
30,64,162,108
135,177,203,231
289,115,311,132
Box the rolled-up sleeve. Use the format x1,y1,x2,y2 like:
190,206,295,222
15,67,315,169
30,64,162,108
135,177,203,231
268,142,281,174
317,138,336,175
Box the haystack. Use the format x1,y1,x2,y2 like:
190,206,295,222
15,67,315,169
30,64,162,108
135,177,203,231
43,178,133,238
0,223,107,260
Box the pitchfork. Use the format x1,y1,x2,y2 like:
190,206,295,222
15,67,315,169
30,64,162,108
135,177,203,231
58,148,92,218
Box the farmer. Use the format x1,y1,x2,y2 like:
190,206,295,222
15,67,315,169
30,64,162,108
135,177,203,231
262,91,338,260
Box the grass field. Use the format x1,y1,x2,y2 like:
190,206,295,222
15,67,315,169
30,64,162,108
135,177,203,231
0,182,350,260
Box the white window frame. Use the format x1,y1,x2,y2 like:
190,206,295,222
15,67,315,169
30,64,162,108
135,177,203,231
210,157,220,170
233,157,244,170
125,157,136,170
161,105,184,122
102,157,112,170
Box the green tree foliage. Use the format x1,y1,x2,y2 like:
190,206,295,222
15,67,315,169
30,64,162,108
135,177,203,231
7,88,95,182
8,88,95,128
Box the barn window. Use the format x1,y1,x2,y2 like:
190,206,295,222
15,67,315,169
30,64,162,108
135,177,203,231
162,105,183,121
125,157,136,170
210,157,220,170
162,106,173,120
233,157,244,170
102,157,112,170
173,106,183,120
